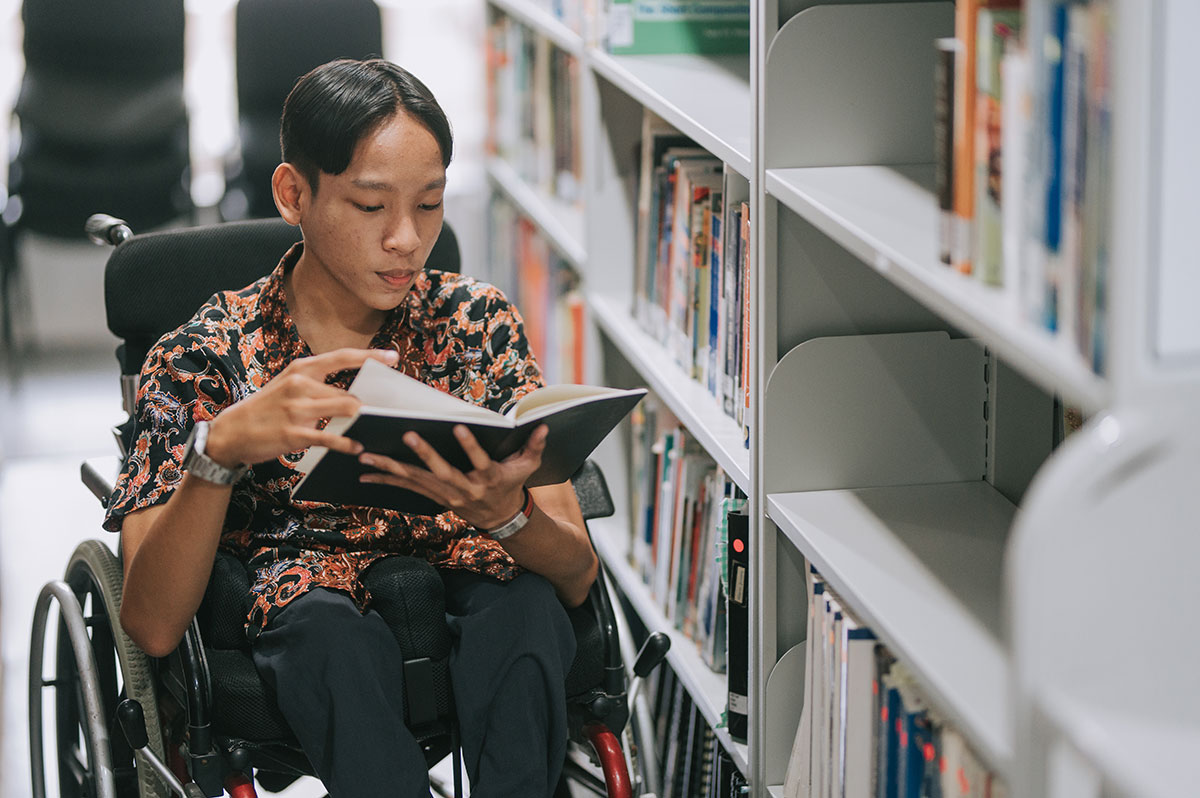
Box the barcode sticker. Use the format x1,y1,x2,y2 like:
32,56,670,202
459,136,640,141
608,4,634,47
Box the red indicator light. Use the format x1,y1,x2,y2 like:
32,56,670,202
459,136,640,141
733,538,745,553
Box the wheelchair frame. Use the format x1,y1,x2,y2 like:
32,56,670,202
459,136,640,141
28,215,670,798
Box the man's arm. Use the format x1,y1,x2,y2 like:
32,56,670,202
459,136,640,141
498,481,599,608
119,348,399,657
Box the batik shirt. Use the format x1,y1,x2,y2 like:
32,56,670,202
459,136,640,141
103,243,544,640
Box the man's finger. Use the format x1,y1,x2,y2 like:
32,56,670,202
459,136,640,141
295,396,362,420
454,425,495,472
403,432,463,482
298,429,365,456
298,347,399,378
520,424,550,456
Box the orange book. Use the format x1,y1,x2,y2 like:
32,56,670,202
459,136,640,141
953,0,1021,275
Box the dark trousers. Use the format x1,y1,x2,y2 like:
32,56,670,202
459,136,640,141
251,568,576,798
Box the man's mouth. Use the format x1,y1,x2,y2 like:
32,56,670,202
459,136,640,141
378,270,417,287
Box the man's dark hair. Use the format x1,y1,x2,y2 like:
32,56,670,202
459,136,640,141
279,58,453,191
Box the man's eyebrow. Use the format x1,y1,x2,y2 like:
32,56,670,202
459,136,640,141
350,177,447,191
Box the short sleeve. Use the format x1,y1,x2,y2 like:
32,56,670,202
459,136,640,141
480,289,544,415
102,337,234,533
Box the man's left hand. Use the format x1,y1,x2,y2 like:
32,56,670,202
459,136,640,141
357,423,549,529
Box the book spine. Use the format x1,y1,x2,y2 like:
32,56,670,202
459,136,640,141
725,508,749,743
934,37,959,266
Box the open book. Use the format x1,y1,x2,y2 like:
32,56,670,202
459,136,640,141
292,358,647,515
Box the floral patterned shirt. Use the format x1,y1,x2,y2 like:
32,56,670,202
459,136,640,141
103,243,544,639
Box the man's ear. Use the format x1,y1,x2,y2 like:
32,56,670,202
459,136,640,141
272,163,310,224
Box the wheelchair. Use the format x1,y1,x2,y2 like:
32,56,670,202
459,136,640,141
29,214,670,798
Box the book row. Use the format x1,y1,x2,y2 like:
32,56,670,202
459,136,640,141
938,0,1111,373
629,395,745,677
782,566,1007,798
646,661,749,798
487,196,587,386
487,9,583,206
634,111,752,444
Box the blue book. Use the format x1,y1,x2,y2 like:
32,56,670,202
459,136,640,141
1042,2,1069,331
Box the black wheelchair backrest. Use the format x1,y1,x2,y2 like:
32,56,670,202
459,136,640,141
103,217,461,377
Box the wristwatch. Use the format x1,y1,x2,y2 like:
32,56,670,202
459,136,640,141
487,486,535,540
181,420,248,485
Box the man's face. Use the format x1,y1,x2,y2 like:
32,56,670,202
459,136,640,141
298,111,447,312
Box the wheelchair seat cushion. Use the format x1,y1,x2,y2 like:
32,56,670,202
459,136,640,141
195,551,455,742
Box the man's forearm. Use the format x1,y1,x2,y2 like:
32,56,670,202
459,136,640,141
496,503,598,608
120,475,233,657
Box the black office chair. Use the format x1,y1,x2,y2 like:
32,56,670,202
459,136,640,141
29,214,666,798
2,0,193,348
222,0,384,220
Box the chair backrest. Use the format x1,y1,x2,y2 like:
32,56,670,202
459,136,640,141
14,0,190,236
22,0,185,79
232,0,384,218
104,217,460,377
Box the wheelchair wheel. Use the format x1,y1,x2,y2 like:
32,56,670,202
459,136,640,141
30,540,169,798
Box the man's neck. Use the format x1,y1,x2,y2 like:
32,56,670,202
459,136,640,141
285,253,388,354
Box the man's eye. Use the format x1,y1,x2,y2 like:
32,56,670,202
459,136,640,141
355,203,384,213
419,201,443,211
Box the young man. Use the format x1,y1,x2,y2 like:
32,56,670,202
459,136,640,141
104,58,598,797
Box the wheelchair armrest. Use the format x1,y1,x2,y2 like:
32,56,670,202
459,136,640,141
80,455,122,507
571,460,615,522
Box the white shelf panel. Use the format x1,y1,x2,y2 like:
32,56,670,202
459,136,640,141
767,481,1015,773
486,156,587,268
487,0,584,55
590,515,750,776
587,292,751,492
588,50,751,177
766,164,1109,413
1037,681,1200,798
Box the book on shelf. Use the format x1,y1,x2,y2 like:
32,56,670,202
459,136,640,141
737,200,751,447
934,36,961,266
604,0,750,55
486,200,587,385
972,7,1023,287
292,359,646,515
486,10,582,206
635,111,697,327
629,398,737,669
725,507,749,743
632,125,750,435
952,0,1022,276
645,660,747,798
784,564,1008,798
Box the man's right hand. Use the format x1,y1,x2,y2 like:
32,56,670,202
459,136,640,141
205,348,399,468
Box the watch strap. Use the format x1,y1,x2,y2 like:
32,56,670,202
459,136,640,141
183,421,248,486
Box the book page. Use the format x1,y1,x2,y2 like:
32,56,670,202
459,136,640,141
350,358,502,424
509,383,640,422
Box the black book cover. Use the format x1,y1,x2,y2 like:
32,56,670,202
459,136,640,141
726,508,749,743
291,360,645,515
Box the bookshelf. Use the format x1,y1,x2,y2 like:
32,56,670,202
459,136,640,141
481,0,1199,795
